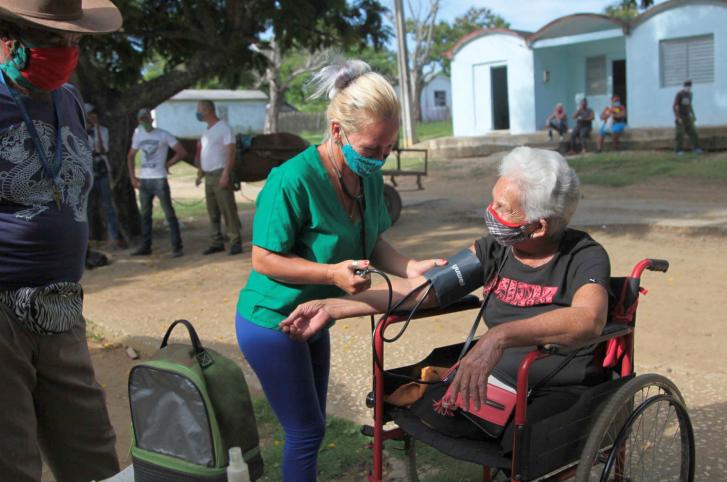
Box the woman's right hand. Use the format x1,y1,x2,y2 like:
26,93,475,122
280,301,333,341
328,260,371,294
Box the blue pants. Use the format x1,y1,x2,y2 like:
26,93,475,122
139,178,182,250
236,314,330,482
91,173,121,241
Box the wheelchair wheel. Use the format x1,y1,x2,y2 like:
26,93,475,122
575,374,695,482
383,184,402,224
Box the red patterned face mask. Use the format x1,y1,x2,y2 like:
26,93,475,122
1,42,79,92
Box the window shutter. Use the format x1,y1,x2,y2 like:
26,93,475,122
586,55,607,96
660,35,714,86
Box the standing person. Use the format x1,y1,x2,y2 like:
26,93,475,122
86,103,126,248
545,102,568,141
195,100,243,255
569,98,594,154
127,108,187,257
597,95,627,152
673,80,703,155
0,2,122,482
235,60,446,481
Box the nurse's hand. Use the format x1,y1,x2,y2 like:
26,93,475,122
280,301,332,341
406,258,448,278
329,260,372,294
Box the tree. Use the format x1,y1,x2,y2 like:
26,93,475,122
604,0,655,19
252,40,332,133
403,4,509,121
74,0,388,239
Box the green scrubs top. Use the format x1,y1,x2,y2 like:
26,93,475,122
237,146,392,329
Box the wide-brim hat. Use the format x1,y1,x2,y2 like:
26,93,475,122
0,0,122,34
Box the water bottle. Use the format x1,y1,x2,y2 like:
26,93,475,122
227,447,250,482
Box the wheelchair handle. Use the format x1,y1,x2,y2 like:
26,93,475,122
630,258,669,278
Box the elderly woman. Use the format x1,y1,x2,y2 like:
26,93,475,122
545,103,568,141
281,147,610,429
236,60,443,480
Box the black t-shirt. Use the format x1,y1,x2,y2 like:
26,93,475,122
574,108,594,129
473,229,610,387
674,90,693,118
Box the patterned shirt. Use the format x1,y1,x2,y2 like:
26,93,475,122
0,81,92,289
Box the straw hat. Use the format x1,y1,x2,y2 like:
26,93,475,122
0,0,122,34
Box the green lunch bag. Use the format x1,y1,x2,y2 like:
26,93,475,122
128,319,263,481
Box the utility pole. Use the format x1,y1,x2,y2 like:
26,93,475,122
394,0,416,147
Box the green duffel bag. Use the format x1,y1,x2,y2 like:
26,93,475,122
128,319,263,481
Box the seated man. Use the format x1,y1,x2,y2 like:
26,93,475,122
569,98,594,154
281,147,610,434
545,103,568,141
598,95,627,152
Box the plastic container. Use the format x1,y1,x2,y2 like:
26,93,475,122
227,447,250,482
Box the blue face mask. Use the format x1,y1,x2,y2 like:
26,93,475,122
195,112,204,122
340,130,387,177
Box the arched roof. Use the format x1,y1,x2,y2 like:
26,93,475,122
629,0,727,30
446,28,530,59
528,14,626,44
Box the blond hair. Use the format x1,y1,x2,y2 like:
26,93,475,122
308,59,400,134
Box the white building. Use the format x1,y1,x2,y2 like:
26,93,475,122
420,74,451,122
449,0,726,136
153,89,268,138
395,75,452,122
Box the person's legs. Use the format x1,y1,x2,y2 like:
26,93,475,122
138,179,155,250
156,179,183,251
96,174,121,241
685,117,700,150
204,171,225,249
35,320,119,482
580,127,592,152
557,120,567,137
0,302,43,482
236,314,327,482
214,179,242,249
308,329,331,419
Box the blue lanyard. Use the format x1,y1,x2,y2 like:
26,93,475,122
0,72,64,208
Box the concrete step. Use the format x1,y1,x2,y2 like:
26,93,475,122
418,125,727,159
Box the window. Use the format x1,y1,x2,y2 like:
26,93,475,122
586,55,607,96
433,90,447,107
660,35,714,87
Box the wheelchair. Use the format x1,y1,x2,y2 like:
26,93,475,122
363,259,695,481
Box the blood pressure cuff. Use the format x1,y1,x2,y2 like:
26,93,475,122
423,249,483,308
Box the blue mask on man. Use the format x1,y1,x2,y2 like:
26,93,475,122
340,129,387,177
195,112,204,122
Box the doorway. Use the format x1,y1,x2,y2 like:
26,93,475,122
490,66,510,130
612,59,626,106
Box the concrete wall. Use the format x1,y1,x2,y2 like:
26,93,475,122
627,2,727,128
154,100,267,138
420,75,451,122
451,33,535,136
534,35,625,131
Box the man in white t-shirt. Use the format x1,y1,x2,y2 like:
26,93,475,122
195,100,242,255
127,108,188,257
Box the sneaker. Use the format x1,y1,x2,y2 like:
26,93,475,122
693,148,704,154
202,245,225,255
170,248,184,258
131,247,151,256
229,243,243,256
676,150,685,156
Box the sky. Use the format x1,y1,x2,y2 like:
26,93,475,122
417,0,669,32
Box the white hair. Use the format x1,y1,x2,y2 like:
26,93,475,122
307,59,400,135
498,147,580,236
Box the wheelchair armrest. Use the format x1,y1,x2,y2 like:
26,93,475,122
540,323,633,355
390,294,481,319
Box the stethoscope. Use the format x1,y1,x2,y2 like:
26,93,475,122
327,138,367,260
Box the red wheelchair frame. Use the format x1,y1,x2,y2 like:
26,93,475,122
365,258,692,482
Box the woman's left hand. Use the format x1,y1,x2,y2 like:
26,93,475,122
405,258,447,278
279,301,333,342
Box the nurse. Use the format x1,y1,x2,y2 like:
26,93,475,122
235,59,443,481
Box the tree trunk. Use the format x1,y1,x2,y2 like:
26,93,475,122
106,114,141,240
264,80,285,134
410,69,423,123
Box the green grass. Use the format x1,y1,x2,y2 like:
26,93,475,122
568,151,727,187
297,119,453,149
253,397,486,481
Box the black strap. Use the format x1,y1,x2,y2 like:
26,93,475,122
160,319,205,355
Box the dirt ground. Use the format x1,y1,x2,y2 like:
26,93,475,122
44,152,727,481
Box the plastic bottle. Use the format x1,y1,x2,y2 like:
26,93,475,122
227,447,250,482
